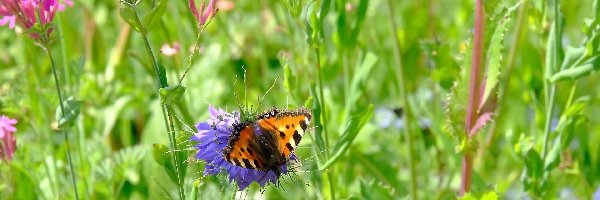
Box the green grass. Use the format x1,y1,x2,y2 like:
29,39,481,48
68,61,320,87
1,0,600,199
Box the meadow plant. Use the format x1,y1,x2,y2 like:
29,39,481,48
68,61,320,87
2,0,600,199
0,0,72,39
192,106,295,190
0,115,17,161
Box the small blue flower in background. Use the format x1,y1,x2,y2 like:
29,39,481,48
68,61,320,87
559,187,577,200
191,106,291,190
594,186,600,200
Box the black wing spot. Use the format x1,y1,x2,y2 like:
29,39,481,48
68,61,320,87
233,159,242,166
286,125,290,129
242,158,254,169
300,120,308,130
286,143,294,152
279,131,286,138
246,148,253,156
293,130,302,146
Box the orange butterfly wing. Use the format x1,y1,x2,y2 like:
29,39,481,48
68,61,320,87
224,122,265,169
257,108,311,159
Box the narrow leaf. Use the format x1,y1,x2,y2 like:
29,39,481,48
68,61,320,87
119,6,143,33
319,104,373,170
544,14,565,79
348,52,378,106
159,85,186,105
481,9,511,107
142,0,169,31
550,55,600,82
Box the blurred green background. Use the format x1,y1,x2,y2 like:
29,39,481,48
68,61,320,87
1,0,600,199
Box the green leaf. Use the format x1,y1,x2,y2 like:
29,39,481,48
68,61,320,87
304,1,318,47
348,52,378,106
152,143,170,168
482,8,512,106
284,0,304,18
544,11,565,79
445,40,471,137
158,62,168,88
142,0,169,31
152,143,178,184
319,104,373,170
283,61,296,93
544,135,561,171
159,85,186,105
55,97,82,129
349,0,369,46
523,149,543,180
119,6,143,33
549,55,600,82
310,82,326,152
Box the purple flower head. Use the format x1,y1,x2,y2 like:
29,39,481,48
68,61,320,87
0,115,17,161
0,0,73,39
192,106,294,190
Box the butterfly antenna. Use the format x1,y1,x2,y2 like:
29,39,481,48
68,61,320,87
232,74,246,118
258,76,279,108
242,66,248,115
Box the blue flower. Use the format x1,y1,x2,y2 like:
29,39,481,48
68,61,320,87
192,106,292,190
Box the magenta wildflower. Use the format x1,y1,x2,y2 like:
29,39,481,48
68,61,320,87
0,0,73,38
192,106,293,190
0,115,17,161
188,0,218,27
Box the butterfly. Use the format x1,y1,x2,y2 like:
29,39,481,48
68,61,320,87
223,107,311,175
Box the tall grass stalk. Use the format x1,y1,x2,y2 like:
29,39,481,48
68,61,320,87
541,0,560,159
130,6,186,200
42,40,80,200
461,0,485,195
314,47,336,200
385,0,418,198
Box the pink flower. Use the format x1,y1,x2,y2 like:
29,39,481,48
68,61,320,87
0,0,73,38
0,115,17,161
188,0,218,27
160,42,181,56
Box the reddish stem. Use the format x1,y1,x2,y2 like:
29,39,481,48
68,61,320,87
461,0,485,195
460,152,474,195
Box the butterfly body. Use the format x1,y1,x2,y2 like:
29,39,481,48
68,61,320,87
224,107,311,174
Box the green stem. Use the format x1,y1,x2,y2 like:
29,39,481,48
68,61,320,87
45,43,79,200
314,47,335,200
314,47,330,151
131,6,185,200
542,0,560,160
541,86,556,158
385,0,417,198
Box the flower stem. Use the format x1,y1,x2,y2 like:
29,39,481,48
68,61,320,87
385,0,417,198
542,0,560,160
314,47,330,151
541,86,556,158
461,0,485,195
131,6,186,200
45,43,80,200
314,47,336,200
